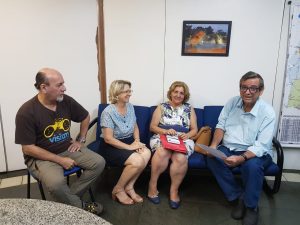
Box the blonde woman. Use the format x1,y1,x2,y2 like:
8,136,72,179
100,80,151,205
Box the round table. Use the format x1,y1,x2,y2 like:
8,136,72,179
0,198,111,225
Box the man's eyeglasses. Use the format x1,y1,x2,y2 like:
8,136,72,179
240,86,260,94
120,90,133,94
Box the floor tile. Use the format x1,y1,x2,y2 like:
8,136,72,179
260,182,300,211
1,169,300,225
266,175,287,181
21,175,37,184
265,176,275,181
259,206,300,225
0,176,23,188
282,173,300,182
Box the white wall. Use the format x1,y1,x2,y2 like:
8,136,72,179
104,0,166,106
104,0,285,107
0,0,299,171
164,0,284,107
0,0,99,171
0,105,7,172
104,0,300,170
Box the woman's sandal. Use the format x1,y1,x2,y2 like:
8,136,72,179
112,189,134,205
125,189,143,203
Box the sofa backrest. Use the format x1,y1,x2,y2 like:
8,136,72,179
96,104,108,141
133,106,151,144
203,106,223,131
96,104,223,144
194,108,204,129
96,104,151,144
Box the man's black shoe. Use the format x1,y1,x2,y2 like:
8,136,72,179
83,201,104,216
242,207,259,225
231,198,246,220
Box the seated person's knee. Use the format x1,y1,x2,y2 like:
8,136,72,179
45,177,66,193
129,154,145,168
94,155,106,172
155,147,170,159
172,154,187,165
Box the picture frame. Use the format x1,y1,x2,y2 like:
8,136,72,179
181,21,232,56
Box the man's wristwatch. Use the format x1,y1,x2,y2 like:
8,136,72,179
76,136,86,144
240,153,248,161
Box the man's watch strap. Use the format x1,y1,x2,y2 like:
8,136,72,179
241,153,248,161
76,136,86,143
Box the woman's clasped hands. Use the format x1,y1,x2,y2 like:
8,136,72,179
177,132,189,141
129,140,146,153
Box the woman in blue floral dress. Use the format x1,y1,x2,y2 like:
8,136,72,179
147,81,198,209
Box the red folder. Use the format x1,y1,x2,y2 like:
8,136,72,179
160,134,187,154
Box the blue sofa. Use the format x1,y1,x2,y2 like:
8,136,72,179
87,104,284,195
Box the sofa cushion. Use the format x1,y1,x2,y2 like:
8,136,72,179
87,140,100,154
188,152,207,169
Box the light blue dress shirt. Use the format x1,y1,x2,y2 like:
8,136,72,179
100,103,136,139
216,96,276,157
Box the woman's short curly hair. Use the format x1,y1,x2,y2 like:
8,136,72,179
167,81,190,103
108,80,131,104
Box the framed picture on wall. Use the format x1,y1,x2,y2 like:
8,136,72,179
181,21,232,56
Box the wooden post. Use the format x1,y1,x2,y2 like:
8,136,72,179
97,0,107,103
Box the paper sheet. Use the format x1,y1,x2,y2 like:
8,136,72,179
196,144,227,159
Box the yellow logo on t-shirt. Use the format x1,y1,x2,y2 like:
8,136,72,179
43,118,70,138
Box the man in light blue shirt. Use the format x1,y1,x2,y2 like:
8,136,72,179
207,71,276,225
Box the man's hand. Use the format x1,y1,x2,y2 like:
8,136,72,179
68,140,82,152
224,155,244,167
58,156,77,170
206,145,217,157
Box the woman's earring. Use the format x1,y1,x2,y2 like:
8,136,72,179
116,96,119,101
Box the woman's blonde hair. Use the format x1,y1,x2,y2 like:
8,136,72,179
167,81,190,103
108,80,132,104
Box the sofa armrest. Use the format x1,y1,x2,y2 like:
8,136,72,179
272,137,284,171
263,137,284,195
88,117,98,130
86,117,99,153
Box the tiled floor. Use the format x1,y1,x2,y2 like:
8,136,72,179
1,171,300,189
1,169,300,225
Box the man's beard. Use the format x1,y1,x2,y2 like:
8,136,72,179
56,95,64,102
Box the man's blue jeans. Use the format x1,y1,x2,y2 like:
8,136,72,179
206,145,272,208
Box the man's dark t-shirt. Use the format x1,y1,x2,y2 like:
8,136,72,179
15,94,88,163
